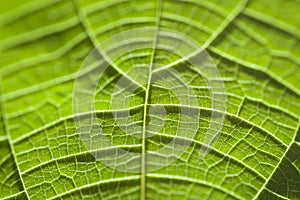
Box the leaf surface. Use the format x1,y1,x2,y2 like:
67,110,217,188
0,0,299,199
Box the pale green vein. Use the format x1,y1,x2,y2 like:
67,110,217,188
100,187,141,200
0,17,80,52
92,17,155,36
0,135,7,142
252,118,300,199
0,17,154,76
0,78,30,199
148,103,290,148
1,191,26,200
20,144,142,176
161,13,212,35
3,58,106,100
264,188,289,200
0,0,62,27
147,131,266,181
242,96,299,120
72,0,146,91
1,31,87,77
181,0,230,18
12,104,144,144
152,0,249,74
243,8,300,40
140,1,162,199
208,46,300,96
84,0,130,16
147,173,246,200
187,59,299,119
47,176,140,200
0,154,11,166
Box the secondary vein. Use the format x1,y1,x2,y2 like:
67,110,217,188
0,77,31,199
72,0,146,91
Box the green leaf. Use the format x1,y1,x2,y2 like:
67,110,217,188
0,0,299,199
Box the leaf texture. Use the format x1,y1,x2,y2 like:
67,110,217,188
0,0,299,199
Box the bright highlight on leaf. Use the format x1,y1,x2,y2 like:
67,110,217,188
0,0,299,200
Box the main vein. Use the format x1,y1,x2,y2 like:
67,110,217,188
140,1,162,199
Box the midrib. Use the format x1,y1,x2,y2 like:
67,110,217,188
140,1,162,199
